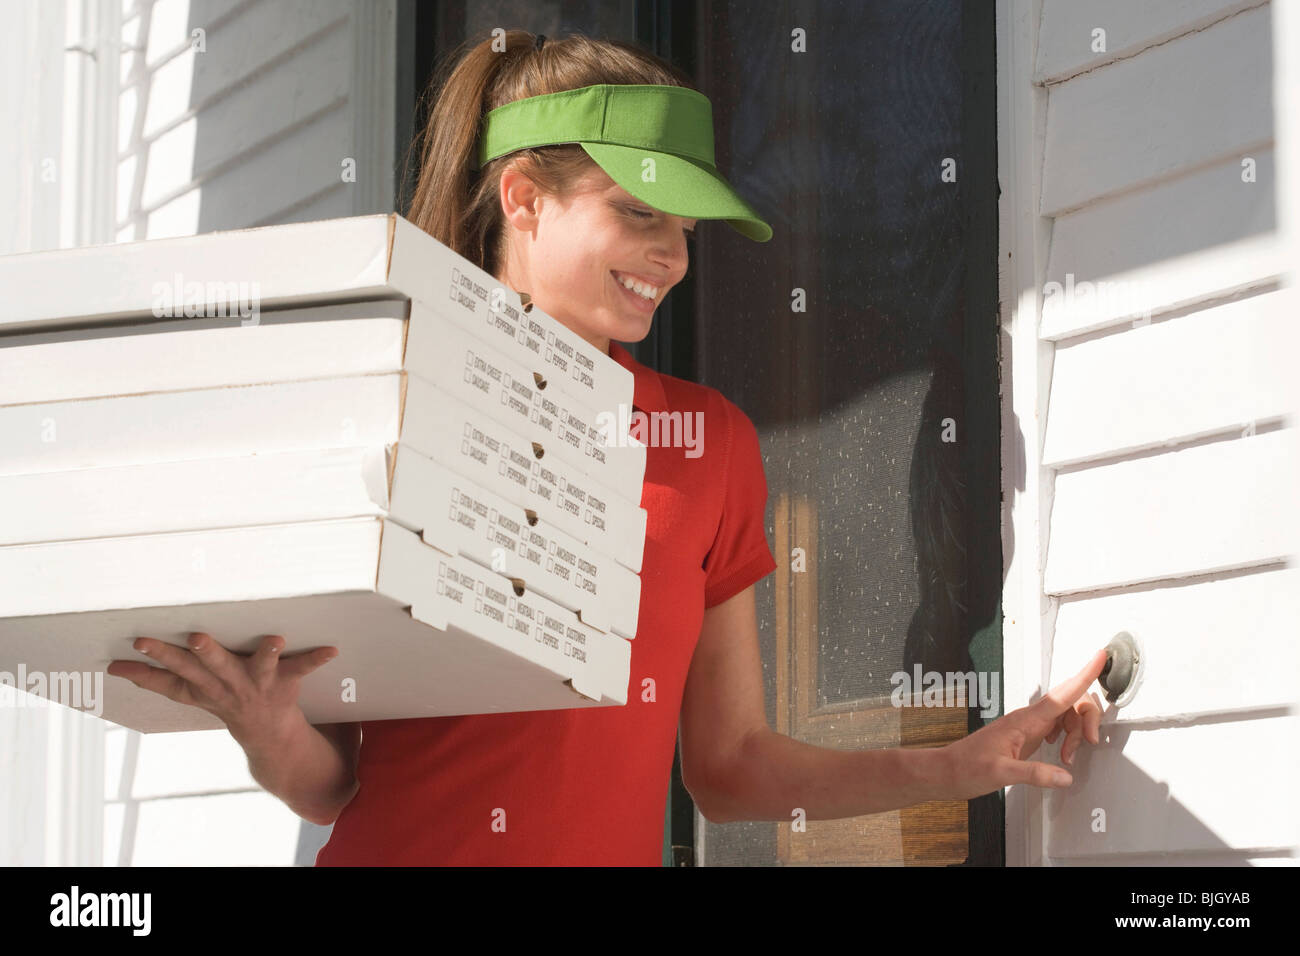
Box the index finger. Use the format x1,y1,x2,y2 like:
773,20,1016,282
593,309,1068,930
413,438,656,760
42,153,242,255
1034,648,1109,719
277,645,340,681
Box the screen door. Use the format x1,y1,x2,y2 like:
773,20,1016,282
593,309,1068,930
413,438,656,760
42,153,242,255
690,0,1002,866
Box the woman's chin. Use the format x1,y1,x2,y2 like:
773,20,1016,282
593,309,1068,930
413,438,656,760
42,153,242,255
613,311,655,340
561,300,655,346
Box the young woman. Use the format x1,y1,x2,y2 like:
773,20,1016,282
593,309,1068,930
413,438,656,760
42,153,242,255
108,30,1108,866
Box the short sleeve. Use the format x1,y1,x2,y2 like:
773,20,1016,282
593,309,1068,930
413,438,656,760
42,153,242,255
702,396,779,608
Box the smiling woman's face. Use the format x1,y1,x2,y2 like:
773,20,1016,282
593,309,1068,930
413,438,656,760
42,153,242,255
494,161,696,355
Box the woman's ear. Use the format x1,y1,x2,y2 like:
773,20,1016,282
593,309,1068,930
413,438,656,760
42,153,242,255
499,163,543,233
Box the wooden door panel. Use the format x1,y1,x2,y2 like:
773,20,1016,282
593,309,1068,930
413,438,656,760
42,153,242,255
774,490,968,865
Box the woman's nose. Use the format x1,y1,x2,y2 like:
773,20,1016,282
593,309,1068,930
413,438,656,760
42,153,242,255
655,222,690,271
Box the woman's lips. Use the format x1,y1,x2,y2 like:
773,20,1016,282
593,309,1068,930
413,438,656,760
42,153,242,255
611,269,665,290
611,271,658,312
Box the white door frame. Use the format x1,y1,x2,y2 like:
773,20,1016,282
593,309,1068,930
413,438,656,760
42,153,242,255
994,0,1055,869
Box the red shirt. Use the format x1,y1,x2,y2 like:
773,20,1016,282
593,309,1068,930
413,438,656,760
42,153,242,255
315,341,778,865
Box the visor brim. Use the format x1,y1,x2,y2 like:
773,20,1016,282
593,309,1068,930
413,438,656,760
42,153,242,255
580,142,772,242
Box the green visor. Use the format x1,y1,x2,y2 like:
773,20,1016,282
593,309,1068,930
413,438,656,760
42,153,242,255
476,83,772,242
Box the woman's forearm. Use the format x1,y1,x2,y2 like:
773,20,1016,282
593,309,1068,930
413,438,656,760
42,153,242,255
707,727,954,823
233,711,360,827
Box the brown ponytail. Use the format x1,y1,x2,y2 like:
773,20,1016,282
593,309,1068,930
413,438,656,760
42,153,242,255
400,29,697,281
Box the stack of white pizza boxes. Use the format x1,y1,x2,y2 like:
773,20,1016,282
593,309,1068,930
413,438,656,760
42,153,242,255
0,214,645,733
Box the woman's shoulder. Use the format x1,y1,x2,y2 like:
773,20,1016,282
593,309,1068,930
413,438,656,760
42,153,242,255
609,342,758,454
644,369,766,480
642,362,748,419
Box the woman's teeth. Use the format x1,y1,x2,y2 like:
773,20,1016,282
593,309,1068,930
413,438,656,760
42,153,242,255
614,272,657,300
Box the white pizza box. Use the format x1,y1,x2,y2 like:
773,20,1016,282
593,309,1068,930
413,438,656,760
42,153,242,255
0,299,647,493
0,371,647,572
0,517,632,734
0,213,633,416
400,374,646,573
403,302,645,493
389,446,639,639
0,301,408,405
0,443,640,640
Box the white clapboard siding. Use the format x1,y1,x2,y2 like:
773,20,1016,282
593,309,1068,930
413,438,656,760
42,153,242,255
260,182,353,228
1044,713,1300,858
1050,566,1300,721
1035,0,1261,85
105,726,258,801
133,22,352,213
1041,149,1284,339
142,98,354,238
1040,2,1272,217
1045,429,1300,593
117,0,389,241
132,0,254,70
135,0,349,142
113,791,303,866
1042,287,1299,466
1001,0,1299,867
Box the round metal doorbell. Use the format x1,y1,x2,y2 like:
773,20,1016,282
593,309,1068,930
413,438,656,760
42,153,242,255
1099,631,1144,706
